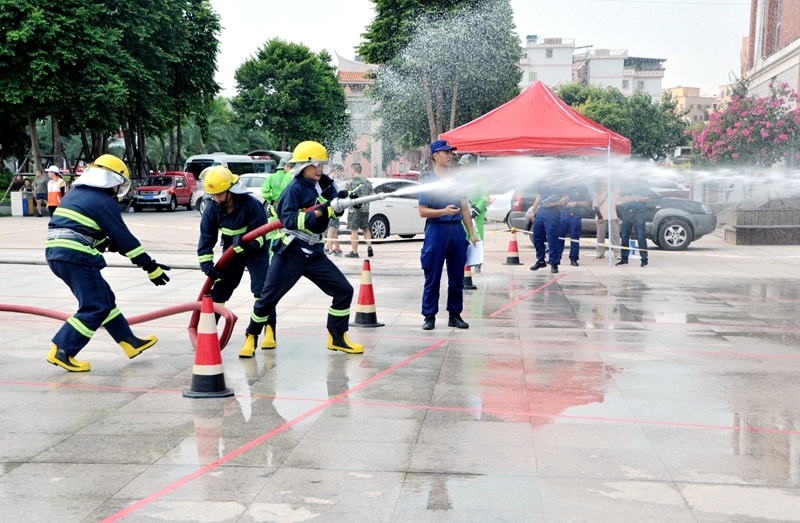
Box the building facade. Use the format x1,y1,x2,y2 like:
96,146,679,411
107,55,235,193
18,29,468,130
665,86,720,123
744,0,800,100
519,35,575,88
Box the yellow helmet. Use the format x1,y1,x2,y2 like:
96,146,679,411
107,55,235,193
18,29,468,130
203,166,238,195
89,154,129,179
290,141,328,163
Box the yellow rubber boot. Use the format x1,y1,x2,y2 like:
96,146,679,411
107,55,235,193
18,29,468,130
261,325,276,350
239,334,257,358
46,345,90,372
119,334,158,359
327,331,364,354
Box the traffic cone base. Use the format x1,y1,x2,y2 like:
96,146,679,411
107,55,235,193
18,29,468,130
463,265,477,290
184,295,234,398
350,259,385,328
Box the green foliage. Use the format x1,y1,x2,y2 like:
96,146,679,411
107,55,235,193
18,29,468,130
557,84,689,162
358,0,473,64
231,39,351,153
368,0,521,150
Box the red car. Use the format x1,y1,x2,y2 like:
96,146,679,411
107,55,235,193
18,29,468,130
132,171,198,212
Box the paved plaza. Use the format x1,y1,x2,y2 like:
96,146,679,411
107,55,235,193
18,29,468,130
1,211,800,522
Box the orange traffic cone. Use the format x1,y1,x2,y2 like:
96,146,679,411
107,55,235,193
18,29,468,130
463,265,477,290
349,259,385,328
503,228,523,265
184,295,234,398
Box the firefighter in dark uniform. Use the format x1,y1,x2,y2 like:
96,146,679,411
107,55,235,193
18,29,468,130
529,171,569,273
197,166,275,358
45,154,170,372
240,141,364,354
560,176,592,266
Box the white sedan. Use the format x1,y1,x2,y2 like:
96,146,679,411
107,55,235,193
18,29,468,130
341,178,427,239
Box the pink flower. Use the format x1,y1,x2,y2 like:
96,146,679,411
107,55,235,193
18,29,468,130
761,129,769,138
732,153,739,159
742,129,750,136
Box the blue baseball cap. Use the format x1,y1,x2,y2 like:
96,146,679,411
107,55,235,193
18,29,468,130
430,139,457,154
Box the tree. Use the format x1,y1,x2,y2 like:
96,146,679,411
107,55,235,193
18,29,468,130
691,82,800,167
368,0,521,149
231,39,350,152
557,84,689,162
358,0,473,64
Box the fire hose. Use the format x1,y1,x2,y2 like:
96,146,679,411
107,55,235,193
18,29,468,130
0,192,384,351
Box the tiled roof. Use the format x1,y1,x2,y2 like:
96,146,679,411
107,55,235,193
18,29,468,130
337,71,372,83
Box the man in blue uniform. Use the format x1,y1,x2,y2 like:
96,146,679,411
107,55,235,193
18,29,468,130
419,140,479,331
240,141,364,354
197,166,274,358
616,174,652,268
560,176,592,266
530,171,569,273
45,155,170,372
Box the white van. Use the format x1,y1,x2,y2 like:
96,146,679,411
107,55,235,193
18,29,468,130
183,153,255,183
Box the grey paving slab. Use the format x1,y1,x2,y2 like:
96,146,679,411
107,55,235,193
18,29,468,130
3,215,800,521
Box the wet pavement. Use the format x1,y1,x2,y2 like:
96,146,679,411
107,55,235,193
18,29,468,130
1,212,800,522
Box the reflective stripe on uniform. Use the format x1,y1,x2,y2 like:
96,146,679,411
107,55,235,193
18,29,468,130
45,239,101,256
297,211,306,231
255,236,265,247
148,267,165,279
251,310,271,323
220,226,247,236
328,307,350,317
52,207,101,230
233,246,244,253
125,246,145,259
102,307,122,325
67,316,95,338
198,254,214,263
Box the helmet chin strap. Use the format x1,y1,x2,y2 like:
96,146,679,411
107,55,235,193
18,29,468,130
214,191,232,209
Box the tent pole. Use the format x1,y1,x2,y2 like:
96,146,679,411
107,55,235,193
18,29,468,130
607,144,613,267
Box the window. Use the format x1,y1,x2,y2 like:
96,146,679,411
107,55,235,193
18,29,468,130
622,80,629,89
176,178,185,188
545,49,553,59
529,72,537,81
697,104,703,110
637,81,645,90
693,115,698,122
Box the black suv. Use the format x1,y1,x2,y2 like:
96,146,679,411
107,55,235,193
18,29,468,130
506,182,717,251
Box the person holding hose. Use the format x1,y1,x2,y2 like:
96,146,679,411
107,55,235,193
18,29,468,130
45,154,170,372
240,141,364,354
198,166,275,358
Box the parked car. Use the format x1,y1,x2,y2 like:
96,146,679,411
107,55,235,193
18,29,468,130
132,172,198,212
341,178,426,239
506,181,716,251
486,190,514,222
196,172,268,214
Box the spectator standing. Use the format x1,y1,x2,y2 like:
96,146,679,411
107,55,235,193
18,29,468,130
33,170,48,216
529,171,569,274
20,179,34,193
324,164,344,256
345,163,374,258
560,176,592,266
593,181,620,260
46,165,66,217
418,140,478,331
616,174,651,267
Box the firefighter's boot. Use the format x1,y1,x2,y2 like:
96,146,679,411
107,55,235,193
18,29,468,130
119,334,158,359
46,345,90,372
261,324,276,350
239,334,257,358
327,331,364,354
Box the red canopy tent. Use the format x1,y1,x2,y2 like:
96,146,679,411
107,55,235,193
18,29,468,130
439,80,630,156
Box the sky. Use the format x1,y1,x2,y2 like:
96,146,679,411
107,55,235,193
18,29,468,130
209,0,750,98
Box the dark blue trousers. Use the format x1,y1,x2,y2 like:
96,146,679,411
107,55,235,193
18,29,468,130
48,260,133,356
620,210,648,263
560,209,583,261
210,249,275,326
247,242,353,335
533,210,564,265
420,221,467,317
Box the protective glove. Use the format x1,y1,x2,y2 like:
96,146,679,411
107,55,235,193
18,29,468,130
96,238,119,253
337,190,349,199
348,191,363,210
143,260,170,286
204,267,226,283
232,234,260,255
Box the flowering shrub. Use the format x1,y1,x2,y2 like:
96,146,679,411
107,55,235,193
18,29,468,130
691,82,800,166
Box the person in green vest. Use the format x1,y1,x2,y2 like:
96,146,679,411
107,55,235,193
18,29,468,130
261,157,293,253
459,154,488,273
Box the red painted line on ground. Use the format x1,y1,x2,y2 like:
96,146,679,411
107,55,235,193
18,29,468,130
489,274,567,318
99,339,448,523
